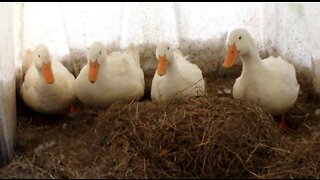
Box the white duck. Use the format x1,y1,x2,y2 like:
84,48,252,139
223,28,300,129
20,44,76,114
74,42,145,108
151,42,205,102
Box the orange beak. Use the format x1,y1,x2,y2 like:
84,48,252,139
42,62,54,84
157,55,168,76
88,61,99,83
223,43,238,68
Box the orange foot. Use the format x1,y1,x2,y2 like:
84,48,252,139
32,114,46,126
32,113,54,126
62,105,81,117
278,113,288,131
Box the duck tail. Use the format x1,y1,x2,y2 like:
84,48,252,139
22,49,33,74
127,42,140,66
127,42,136,53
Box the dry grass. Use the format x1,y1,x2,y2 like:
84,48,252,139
0,73,319,179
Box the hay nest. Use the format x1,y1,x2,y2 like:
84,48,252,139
86,95,319,179
90,97,279,178
1,76,319,179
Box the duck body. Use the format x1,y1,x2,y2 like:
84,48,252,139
233,56,299,115
20,45,76,114
223,28,299,116
151,43,205,102
74,43,144,108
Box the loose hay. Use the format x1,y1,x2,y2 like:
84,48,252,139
0,76,319,179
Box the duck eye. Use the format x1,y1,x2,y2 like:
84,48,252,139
38,54,40,58
167,47,169,50
99,51,101,55
239,36,242,40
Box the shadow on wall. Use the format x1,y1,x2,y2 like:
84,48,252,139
65,33,237,79
62,34,237,96
311,58,320,98
69,41,122,77
16,35,317,100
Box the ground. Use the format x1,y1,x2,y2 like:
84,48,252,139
0,72,319,179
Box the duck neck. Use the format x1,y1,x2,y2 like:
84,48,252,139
167,55,178,75
240,44,263,76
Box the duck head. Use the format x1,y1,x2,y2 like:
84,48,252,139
33,44,54,84
155,42,175,76
87,42,107,83
223,28,254,68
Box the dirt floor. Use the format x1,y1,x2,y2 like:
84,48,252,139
0,71,319,179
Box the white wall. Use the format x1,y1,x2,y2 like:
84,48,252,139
264,3,320,67
260,3,320,94
16,3,265,76
15,2,320,93
0,3,16,167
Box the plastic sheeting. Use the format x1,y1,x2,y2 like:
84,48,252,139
0,3,16,167
15,3,320,79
